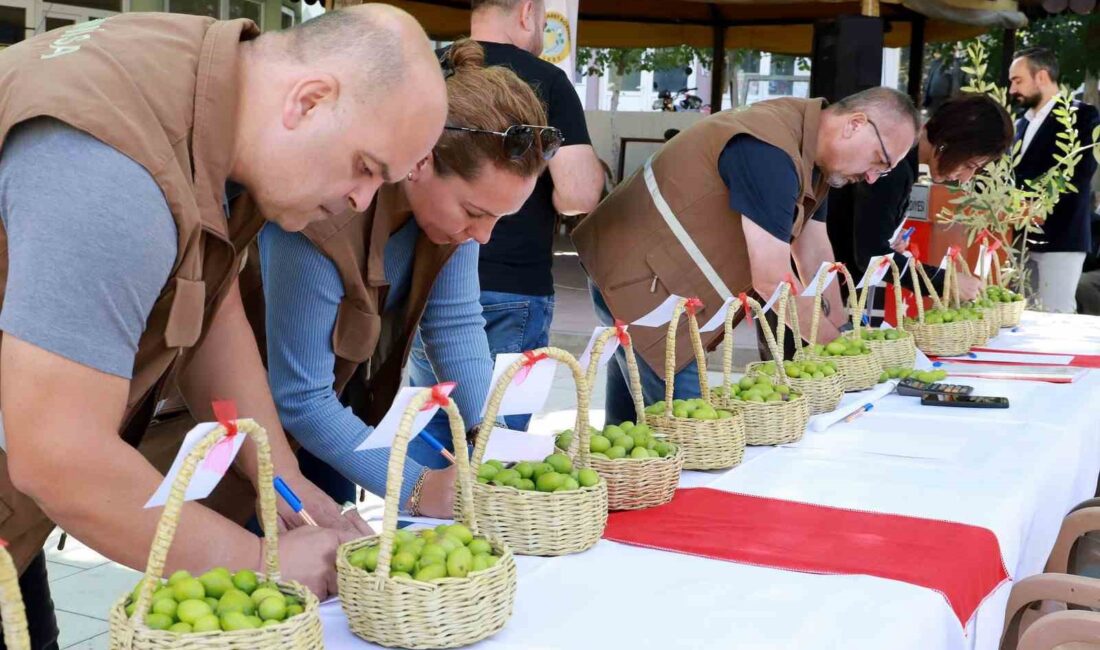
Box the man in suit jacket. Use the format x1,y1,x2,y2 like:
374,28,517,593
1009,46,1099,313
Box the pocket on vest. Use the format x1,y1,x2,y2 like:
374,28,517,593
165,278,206,348
333,299,381,364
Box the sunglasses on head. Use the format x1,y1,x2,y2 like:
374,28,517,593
444,124,563,161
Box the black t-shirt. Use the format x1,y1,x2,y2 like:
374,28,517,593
438,41,592,296
717,135,828,243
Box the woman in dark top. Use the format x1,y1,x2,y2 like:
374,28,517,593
828,93,1014,321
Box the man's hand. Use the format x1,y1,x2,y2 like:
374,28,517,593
408,466,456,519
955,272,982,301
276,525,359,599
272,472,372,536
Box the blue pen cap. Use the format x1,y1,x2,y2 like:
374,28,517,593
273,476,302,513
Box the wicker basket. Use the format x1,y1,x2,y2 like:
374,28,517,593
744,292,843,415
338,391,517,649
647,298,746,470
0,545,30,650
713,289,809,445
988,254,1026,327
108,420,323,650
470,348,608,555
583,327,683,511
859,258,917,369
907,261,974,357
795,267,882,392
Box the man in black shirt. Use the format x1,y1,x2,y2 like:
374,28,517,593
410,0,603,434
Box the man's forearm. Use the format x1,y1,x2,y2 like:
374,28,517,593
27,439,262,574
177,280,299,485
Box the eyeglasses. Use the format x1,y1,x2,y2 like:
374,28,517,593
444,124,563,161
866,118,894,178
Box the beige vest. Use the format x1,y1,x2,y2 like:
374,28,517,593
572,98,830,373
0,14,264,571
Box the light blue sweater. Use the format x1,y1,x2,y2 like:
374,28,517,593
259,218,492,507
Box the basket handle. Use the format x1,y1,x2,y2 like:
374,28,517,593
746,290,793,387
473,348,590,470
132,419,279,624
661,298,711,417
913,262,947,320
783,283,808,356
885,257,908,333
0,545,29,650
375,390,477,580
837,265,862,339
585,326,646,427
720,294,746,394
853,257,902,333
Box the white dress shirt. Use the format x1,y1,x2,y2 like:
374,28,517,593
1020,96,1057,156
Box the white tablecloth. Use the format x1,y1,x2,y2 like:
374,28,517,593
321,311,1100,650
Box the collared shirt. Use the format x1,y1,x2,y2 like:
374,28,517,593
1021,96,1058,155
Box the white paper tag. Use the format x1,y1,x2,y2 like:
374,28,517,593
888,220,907,247
857,256,892,289
481,427,556,463
699,296,736,333
357,385,453,451
145,421,247,508
974,245,993,278
578,326,621,370
760,283,786,314
914,348,934,370
480,353,558,418
898,253,911,279
800,262,838,297
938,254,950,271
631,295,684,327
880,320,895,329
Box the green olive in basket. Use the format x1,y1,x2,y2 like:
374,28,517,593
477,463,500,481
199,570,233,600
606,446,627,459
578,468,600,487
556,476,581,491
414,563,448,582
545,453,573,474
177,599,214,625
258,596,287,622
513,461,536,479
530,462,555,479
192,614,220,633
217,589,255,617
644,401,665,415
490,468,520,486
590,434,611,453
535,472,565,492
220,611,252,631
145,612,174,631
444,524,474,545
554,430,573,451
390,551,417,574
471,554,493,573
286,604,305,617
231,570,259,596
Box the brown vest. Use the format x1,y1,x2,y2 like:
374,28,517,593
572,98,830,373
0,14,265,571
301,184,458,427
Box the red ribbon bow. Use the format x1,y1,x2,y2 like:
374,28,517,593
613,319,631,347
783,273,798,295
947,245,961,259
987,238,1002,253
205,400,239,474
211,400,238,438
738,292,753,322
515,350,549,385
684,297,704,316
877,256,891,270
828,262,846,273
0,537,7,549
420,382,456,411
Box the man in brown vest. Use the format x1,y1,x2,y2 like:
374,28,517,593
573,88,919,426
0,6,447,647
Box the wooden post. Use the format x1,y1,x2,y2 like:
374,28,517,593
710,11,726,113
907,16,925,105
999,28,1017,88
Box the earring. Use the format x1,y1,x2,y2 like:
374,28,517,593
407,171,414,181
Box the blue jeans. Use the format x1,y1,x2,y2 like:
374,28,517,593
590,281,701,425
409,290,555,443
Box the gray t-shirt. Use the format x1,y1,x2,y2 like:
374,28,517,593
0,118,178,378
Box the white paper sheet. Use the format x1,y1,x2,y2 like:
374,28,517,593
631,295,683,327
577,326,620,370
800,262,838,297
145,421,246,508
481,427,556,463
358,385,452,451
857,256,892,288
481,353,558,417
699,296,736,333
807,382,897,432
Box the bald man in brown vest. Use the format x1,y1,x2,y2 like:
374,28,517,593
574,88,919,426
0,6,447,647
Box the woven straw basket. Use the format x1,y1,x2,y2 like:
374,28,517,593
989,254,1026,327
794,267,882,392
0,544,30,650
713,289,809,445
956,262,993,347
108,419,323,650
583,327,683,511
859,258,917,369
745,287,843,416
338,391,516,649
647,298,746,470
907,261,974,357
471,348,608,556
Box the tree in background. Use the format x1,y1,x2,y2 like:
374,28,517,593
576,46,711,112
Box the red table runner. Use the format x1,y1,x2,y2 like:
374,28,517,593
970,348,1100,368
604,488,1009,626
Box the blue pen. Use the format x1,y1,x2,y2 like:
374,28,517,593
843,403,874,423
901,226,916,240
419,431,456,464
273,476,318,526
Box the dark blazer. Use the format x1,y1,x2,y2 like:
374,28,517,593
1015,100,1099,254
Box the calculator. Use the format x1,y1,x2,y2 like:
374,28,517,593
895,377,975,397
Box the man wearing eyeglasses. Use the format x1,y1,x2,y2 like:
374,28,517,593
410,0,604,436
574,88,919,426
